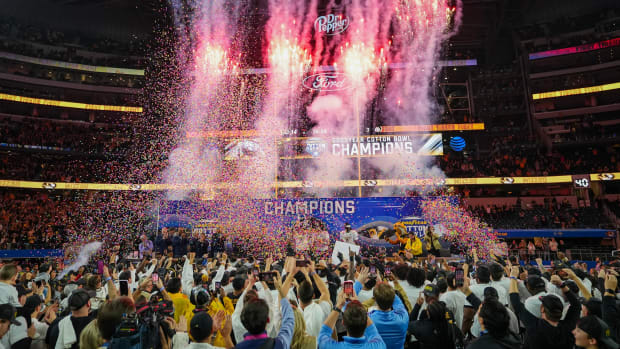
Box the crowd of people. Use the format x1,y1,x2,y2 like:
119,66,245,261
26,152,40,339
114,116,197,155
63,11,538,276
0,58,143,89
0,119,131,156
517,8,619,50
0,188,611,259
1,233,620,349
0,190,154,253
528,44,620,74
2,133,617,184
468,202,610,230
441,143,620,178
0,16,144,67
0,85,139,109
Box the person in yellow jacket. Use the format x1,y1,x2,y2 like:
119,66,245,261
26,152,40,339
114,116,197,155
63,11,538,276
396,231,423,256
166,277,195,324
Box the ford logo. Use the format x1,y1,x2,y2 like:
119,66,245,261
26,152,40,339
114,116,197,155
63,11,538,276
303,73,351,91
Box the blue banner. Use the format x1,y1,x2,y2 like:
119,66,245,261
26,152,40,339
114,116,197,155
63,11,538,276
494,229,615,239
0,249,64,259
158,197,456,242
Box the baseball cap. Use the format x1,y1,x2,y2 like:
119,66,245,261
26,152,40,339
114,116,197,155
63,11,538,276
526,275,546,290
540,294,563,317
190,311,213,341
0,304,21,325
68,289,91,311
423,284,439,297
578,316,620,349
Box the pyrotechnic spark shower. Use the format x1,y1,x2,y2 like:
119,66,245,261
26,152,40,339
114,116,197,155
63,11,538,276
155,0,498,257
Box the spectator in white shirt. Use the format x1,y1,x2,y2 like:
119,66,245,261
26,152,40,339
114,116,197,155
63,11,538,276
470,265,508,306
400,267,428,307
523,275,555,318
470,287,519,338
297,263,332,339
440,272,466,330
339,223,358,245
0,265,20,307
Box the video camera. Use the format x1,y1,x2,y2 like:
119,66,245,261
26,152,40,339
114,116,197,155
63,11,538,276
136,298,174,325
115,313,140,338
111,298,175,349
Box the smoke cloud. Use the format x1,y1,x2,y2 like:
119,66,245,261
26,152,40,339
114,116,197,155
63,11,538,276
57,242,102,279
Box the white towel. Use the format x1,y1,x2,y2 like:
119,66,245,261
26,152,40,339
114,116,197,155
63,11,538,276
55,316,77,349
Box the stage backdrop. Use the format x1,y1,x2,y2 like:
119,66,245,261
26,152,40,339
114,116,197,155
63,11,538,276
157,197,458,250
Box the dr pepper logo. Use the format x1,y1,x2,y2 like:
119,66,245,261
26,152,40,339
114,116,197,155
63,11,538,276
303,73,351,91
314,14,349,35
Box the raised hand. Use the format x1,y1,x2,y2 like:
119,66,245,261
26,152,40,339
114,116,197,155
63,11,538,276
605,274,618,292
510,266,519,278
221,314,232,337
416,292,424,306
357,266,370,284
212,310,226,333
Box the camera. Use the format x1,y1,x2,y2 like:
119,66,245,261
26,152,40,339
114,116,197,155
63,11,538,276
136,298,175,325
115,313,140,338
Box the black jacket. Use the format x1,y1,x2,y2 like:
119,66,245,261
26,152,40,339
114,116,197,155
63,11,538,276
154,234,167,254
510,290,580,349
467,332,520,349
408,303,461,349
603,295,620,341
189,238,209,257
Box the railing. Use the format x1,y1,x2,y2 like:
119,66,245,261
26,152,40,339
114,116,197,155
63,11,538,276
508,248,614,262
0,249,64,259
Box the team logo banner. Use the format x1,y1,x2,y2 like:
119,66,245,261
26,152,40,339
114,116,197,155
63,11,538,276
281,133,443,158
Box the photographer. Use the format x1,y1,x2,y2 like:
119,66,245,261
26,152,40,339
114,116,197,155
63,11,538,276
96,297,136,346
98,295,185,349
